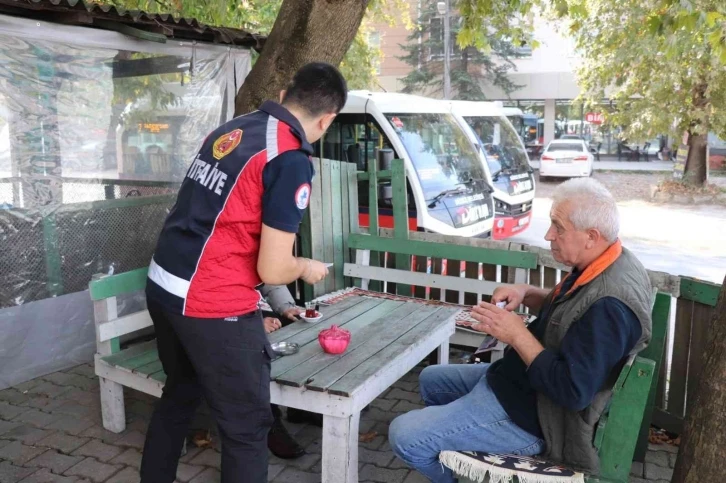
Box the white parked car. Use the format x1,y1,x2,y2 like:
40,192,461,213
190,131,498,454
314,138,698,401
539,139,594,178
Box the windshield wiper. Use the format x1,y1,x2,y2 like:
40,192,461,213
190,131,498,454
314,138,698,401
460,177,495,193
491,167,517,182
427,187,467,208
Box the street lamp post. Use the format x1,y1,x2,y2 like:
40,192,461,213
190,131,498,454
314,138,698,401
436,0,451,99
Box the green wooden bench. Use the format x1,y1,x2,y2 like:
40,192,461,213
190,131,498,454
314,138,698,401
90,268,161,432
440,291,670,483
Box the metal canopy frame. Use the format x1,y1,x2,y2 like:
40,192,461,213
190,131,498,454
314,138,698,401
0,13,251,59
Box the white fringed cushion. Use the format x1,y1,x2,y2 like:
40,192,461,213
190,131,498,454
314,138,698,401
439,451,584,483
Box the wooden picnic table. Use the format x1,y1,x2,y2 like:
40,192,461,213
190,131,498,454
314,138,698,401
268,292,459,483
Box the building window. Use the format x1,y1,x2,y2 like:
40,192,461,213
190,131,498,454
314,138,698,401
428,16,461,60
368,32,381,75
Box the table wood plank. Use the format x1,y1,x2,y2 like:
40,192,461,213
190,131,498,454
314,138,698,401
274,298,386,352
272,299,404,379
268,296,365,345
301,303,440,392
327,307,459,397
277,302,438,388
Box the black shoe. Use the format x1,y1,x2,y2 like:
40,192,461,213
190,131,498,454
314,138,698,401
268,418,305,459
286,407,323,427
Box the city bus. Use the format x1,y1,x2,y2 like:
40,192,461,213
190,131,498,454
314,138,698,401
450,101,535,240
313,91,495,238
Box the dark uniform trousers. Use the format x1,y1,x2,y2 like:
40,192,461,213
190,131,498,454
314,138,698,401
140,302,275,483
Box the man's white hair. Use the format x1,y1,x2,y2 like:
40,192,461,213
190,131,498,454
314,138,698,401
551,178,620,243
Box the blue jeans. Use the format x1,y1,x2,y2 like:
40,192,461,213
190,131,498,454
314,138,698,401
388,364,544,483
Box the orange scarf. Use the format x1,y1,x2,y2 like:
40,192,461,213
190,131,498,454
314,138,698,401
552,239,623,299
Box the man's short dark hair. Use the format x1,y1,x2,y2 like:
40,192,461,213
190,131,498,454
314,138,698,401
282,62,347,117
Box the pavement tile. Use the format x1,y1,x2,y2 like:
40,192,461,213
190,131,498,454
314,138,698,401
72,440,123,463
189,468,220,483
0,425,54,445
176,463,204,483
77,426,124,445
104,467,140,483
402,472,429,483
359,447,394,467
359,464,409,483
26,383,70,400
25,450,84,474
267,465,285,482
0,441,47,465
18,468,78,482
66,365,96,379
385,389,422,405
0,390,30,406
0,460,36,483
644,462,674,481
64,457,122,483
114,431,145,451
271,468,319,483
11,410,57,429
644,451,669,468
188,449,220,470
50,403,98,421
110,449,141,470
0,403,29,421
44,418,94,437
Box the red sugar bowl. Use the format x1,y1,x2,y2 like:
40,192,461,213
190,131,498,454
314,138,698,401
318,325,351,354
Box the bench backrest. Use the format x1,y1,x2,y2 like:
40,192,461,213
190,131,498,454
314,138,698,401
89,267,151,356
345,231,538,303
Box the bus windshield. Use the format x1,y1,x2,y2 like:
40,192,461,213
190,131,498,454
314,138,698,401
385,113,486,201
464,115,530,174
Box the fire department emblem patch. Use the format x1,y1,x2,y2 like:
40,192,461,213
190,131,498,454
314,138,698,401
295,184,311,210
212,129,243,160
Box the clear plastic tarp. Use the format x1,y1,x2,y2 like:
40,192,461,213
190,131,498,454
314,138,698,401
0,25,250,308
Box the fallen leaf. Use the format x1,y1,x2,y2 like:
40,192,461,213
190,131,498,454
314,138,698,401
192,430,213,448
359,431,378,443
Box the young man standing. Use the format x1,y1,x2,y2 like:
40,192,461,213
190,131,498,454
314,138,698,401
139,63,347,483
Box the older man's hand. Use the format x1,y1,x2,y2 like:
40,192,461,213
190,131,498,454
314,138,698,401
281,307,304,322
491,285,527,311
471,301,528,346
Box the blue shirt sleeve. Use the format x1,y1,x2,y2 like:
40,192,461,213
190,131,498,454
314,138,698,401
262,151,314,233
526,297,643,411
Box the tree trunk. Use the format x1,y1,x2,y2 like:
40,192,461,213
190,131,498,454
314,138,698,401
683,130,708,187
234,0,370,117
682,82,709,186
672,274,726,482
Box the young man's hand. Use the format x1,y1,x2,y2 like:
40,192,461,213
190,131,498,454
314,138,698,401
300,258,328,284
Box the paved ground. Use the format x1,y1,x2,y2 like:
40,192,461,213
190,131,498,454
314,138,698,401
528,160,675,172
0,359,677,483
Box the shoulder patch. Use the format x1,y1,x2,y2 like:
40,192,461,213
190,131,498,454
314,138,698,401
295,183,311,210
213,129,243,160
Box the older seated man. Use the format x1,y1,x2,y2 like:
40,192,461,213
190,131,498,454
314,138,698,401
388,178,653,482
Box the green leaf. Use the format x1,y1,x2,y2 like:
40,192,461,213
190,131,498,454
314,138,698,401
706,12,722,27
647,16,663,35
